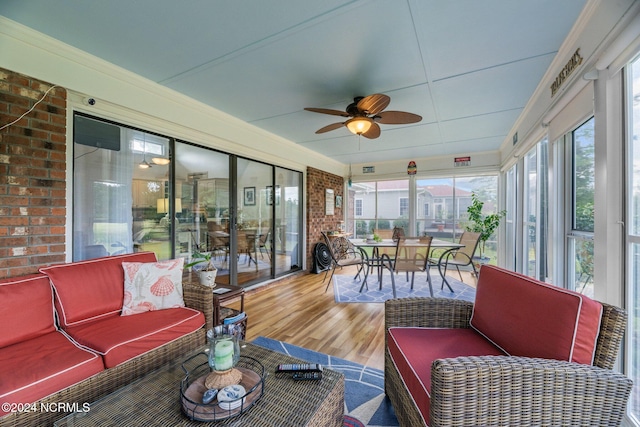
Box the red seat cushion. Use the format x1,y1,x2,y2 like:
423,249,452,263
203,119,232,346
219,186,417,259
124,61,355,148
65,307,205,368
387,327,505,426
0,274,56,348
40,252,157,327
470,265,602,365
0,331,104,415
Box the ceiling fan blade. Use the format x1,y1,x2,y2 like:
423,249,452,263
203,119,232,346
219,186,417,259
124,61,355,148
357,94,390,115
315,122,345,134
362,122,381,139
304,107,350,117
374,111,422,124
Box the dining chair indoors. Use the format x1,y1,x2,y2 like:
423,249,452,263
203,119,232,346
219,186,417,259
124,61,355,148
373,228,393,239
377,236,433,298
322,233,369,292
430,231,481,287
391,226,405,241
257,228,271,261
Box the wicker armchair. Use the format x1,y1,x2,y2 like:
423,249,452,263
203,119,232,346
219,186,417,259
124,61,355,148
385,297,632,427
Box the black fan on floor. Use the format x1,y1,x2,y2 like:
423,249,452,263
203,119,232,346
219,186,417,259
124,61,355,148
312,242,332,274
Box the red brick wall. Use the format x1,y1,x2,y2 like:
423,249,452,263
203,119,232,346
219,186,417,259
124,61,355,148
306,166,343,268
0,68,67,278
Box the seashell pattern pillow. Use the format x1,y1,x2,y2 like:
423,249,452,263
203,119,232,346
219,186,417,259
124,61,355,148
121,258,185,316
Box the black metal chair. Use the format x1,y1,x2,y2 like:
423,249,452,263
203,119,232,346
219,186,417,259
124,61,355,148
322,233,369,293
257,228,271,261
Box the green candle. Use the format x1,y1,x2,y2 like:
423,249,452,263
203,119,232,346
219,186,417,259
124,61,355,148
214,340,234,370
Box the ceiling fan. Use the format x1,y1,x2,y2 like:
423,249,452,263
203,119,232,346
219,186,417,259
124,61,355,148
304,93,422,139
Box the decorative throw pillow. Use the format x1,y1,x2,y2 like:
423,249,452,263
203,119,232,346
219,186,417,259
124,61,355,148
121,258,185,316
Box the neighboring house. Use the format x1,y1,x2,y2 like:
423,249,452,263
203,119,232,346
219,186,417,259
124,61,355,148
417,184,473,224
349,182,474,233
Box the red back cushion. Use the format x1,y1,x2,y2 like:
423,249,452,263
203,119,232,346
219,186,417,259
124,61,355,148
40,252,157,328
0,274,56,348
470,265,602,365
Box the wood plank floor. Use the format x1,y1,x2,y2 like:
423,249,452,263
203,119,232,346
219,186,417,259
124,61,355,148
226,266,476,371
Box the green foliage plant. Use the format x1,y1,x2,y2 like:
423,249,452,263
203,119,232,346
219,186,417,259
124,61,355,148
465,192,506,258
184,251,216,271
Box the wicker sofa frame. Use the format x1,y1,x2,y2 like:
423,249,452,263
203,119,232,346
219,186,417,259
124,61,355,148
2,281,214,427
384,297,633,427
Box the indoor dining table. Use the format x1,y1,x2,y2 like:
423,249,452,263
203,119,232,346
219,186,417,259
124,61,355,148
350,238,464,294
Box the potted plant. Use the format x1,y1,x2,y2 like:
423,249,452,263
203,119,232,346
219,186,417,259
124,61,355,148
185,251,217,287
465,192,506,263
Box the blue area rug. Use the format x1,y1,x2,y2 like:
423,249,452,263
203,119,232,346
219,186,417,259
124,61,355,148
252,336,399,427
333,272,476,303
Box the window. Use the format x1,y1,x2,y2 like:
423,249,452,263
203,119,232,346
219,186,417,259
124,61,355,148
626,54,640,422
347,175,499,260
523,148,538,277
355,199,363,216
567,118,595,296
399,197,408,216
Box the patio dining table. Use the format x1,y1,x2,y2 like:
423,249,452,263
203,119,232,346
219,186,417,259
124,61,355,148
350,238,464,294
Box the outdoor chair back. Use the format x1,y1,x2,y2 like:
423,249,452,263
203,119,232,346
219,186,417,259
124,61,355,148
431,231,481,284
393,236,433,291
392,226,405,242
321,233,369,292
257,228,271,260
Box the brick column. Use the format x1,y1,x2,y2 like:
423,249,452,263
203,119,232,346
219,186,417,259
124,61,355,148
306,166,344,269
0,68,67,278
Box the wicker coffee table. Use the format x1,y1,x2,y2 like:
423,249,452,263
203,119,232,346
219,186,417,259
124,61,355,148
54,342,344,426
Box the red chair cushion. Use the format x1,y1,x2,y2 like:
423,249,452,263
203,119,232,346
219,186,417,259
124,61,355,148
387,327,504,426
65,307,205,368
0,331,103,415
40,252,157,327
470,265,602,365
0,274,56,348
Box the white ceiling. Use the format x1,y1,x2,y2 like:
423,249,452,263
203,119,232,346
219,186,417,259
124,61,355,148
0,0,587,165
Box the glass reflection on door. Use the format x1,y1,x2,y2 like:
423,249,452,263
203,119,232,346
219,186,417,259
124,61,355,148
236,158,272,286
275,167,302,275
174,143,230,285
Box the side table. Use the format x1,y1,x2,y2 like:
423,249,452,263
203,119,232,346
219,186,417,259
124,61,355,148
183,272,247,334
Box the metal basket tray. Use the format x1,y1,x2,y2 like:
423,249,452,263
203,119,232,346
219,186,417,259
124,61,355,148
180,352,265,422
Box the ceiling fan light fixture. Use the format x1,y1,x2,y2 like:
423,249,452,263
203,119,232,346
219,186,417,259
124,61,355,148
346,117,373,135
151,157,170,165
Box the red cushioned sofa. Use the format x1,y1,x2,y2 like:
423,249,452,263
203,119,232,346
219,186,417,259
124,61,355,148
385,264,632,427
0,252,213,427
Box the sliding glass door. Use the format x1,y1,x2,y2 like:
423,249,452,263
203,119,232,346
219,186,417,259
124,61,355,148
275,167,303,274
72,113,302,287
73,116,172,261
236,158,272,286
174,142,231,284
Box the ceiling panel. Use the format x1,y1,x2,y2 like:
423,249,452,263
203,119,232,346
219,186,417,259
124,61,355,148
165,0,426,121
0,0,589,165
440,110,523,143
410,0,587,80
431,53,554,121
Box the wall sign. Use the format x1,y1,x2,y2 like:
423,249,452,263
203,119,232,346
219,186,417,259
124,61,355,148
362,166,375,174
454,156,470,167
407,161,417,175
550,48,583,97
325,189,335,215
